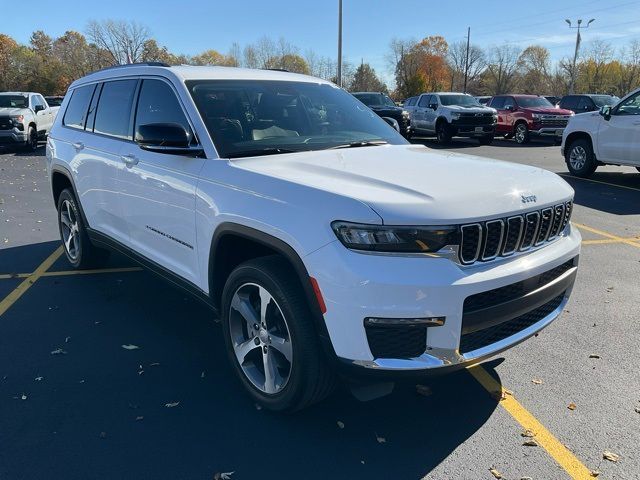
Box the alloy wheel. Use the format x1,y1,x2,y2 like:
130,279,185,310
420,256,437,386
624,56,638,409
60,199,80,260
569,145,587,170
228,283,293,395
515,125,526,143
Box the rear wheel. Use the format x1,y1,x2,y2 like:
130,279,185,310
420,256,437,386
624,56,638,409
221,256,335,411
514,123,529,144
57,189,110,268
478,135,494,145
565,139,597,178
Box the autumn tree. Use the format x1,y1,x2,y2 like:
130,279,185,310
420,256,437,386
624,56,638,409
0,34,19,90
518,45,552,93
349,63,387,92
390,36,449,98
484,44,521,94
191,49,237,66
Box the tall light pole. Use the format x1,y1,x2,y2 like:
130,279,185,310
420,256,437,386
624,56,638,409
337,0,343,87
463,26,470,94
566,18,595,94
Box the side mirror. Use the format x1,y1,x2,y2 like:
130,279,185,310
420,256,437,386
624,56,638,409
429,103,438,110
381,116,400,132
34,104,45,113
505,105,515,111
599,105,611,120
135,123,203,156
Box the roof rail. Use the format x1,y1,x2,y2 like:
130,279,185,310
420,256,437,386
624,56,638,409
91,62,170,75
263,68,290,73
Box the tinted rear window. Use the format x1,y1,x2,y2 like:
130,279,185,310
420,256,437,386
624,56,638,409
94,80,138,139
63,85,96,129
490,97,505,109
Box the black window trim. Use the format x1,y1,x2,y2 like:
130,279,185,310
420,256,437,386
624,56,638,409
90,78,140,142
612,90,640,116
62,83,98,131
131,75,201,147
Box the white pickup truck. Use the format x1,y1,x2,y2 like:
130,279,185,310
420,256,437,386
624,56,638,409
562,87,640,177
0,92,56,151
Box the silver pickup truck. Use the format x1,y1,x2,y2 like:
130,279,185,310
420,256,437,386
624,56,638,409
0,92,56,151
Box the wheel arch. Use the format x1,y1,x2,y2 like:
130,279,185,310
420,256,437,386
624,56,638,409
50,165,91,227
565,131,595,158
208,223,336,358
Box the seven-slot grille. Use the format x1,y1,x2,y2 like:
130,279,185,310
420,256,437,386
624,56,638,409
538,115,570,128
0,116,13,130
459,201,572,265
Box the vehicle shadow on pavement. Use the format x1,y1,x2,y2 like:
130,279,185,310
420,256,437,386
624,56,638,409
561,174,640,215
0,145,46,157
0,242,501,480
410,137,556,149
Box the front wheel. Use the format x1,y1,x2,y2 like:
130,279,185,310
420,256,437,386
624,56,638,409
221,256,335,411
478,135,494,145
22,126,38,152
57,188,110,268
436,122,452,144
565,139,597,178
514,123,529,144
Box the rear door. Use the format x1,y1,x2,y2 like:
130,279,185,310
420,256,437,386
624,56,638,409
118,77,206,285
413,95,430,132
31,94,54,135
598,90,640,165
73,79,138,244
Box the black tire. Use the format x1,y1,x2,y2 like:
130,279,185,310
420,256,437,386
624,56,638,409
23,126,38,152
478,135,494,145
504,133,513,139
436,121,452,144
57,188,110,269
221,256,335,411
514,122,529,144
565,138,597,178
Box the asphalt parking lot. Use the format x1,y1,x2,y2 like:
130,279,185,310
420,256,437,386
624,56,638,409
0,139,639,480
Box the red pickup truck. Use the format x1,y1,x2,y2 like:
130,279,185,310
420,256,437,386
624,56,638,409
488,95,573,144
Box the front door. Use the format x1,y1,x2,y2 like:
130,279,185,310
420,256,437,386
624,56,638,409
598,90,640,165
118,78,205,285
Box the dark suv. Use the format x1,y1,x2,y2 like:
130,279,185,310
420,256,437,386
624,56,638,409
352,92,410,137
558,94,619,114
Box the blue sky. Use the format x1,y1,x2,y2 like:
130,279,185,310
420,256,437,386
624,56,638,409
7,0,640,85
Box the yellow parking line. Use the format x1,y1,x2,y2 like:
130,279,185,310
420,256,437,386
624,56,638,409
0,246,63,317
574,223,640,249
0,273,30,280
470,366,593,479
582,238,640,245
559,173,640,193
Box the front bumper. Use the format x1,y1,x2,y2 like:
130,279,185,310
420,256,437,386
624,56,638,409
451,123,495,137
0,129,28,145
305,224,581,375
530,126,565,137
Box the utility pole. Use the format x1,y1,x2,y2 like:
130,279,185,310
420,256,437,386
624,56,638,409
566,18,595,94
337,0,343,87
463,27,470,93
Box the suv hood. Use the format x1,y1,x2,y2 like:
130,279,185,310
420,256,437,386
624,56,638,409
0,107,27,115
527,107,573,116
446,105,495,113
233,144,573,224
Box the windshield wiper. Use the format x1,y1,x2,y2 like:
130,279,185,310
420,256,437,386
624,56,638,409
327,140,388,150
226,147,299,159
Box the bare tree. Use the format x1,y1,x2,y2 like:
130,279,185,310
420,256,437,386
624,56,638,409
618,40,640,94
484,44,521,94
86,19,150,65
447,41,485,91
579,39,615,93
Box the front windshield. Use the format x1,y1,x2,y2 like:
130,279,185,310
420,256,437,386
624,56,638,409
353,93,395,107
592,95,617,107
516,97,553,108
187,80,407,158
0,95,28,108
439,95,481,107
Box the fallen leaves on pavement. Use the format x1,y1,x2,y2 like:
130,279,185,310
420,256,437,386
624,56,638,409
164,401,180,408
213,472,234,480
337,421,345,429
522,439,539,447
415,384,432,397
531,378,543,385
568,402,577,411
51,348,66,355
121,344,140,350
603,451,620,462
489,467,502,478
521,429,536,438
375,434,386,444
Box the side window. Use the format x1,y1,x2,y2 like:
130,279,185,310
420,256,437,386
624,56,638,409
31,95,43,110
561,96,577,111
63,84,96,129
503,97,515,110
418,95,430,107
577,97,593,111
37,95,48,108
134,79,193,140
615,91,640,116
93,79,138,139
490,97,505,109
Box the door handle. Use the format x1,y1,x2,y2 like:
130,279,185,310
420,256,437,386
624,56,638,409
72,142,84,150
121,154,139,167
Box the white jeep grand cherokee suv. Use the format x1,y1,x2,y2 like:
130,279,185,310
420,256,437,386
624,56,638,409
562,87,640,177
46,63,581,411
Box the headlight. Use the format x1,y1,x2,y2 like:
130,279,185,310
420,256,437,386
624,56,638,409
331,222,459,253
402,110,410,117
451,112,461,120
10,115,24,124
531,113,542,120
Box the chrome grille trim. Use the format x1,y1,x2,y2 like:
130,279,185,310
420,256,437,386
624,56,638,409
460,224,482,265
502,216,524,256
519,211,540,251
481,219,504,260
458,201,572,265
